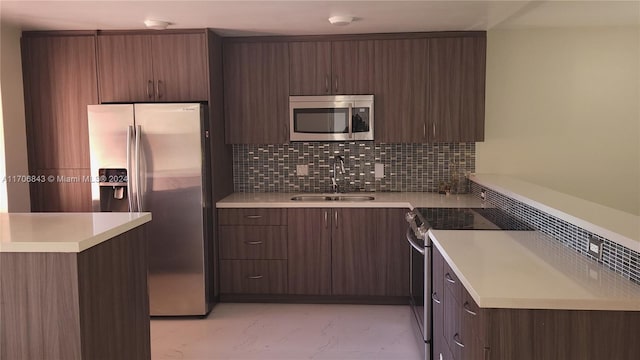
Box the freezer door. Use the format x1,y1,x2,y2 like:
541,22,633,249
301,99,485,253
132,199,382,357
134,103,209,316
87,104,134,211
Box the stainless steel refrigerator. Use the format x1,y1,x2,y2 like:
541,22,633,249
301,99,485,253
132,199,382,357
87,103,213,316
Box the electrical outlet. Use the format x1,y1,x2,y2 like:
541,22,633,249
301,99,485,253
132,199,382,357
587,235,603,260
375,163,385,179
296,164,309,176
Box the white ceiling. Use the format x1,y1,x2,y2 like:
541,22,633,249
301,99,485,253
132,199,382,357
1,1,638,36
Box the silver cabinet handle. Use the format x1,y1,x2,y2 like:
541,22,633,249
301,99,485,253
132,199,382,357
126,125,134,212
324,210,328,229
245,215,262,219
423,123,426,138
247,275,263,280
445,273,456,284
334,76,338,93
453,334,465,348
431,292,441,304
325,75,329,93
463,302,477,316
433,123,436,137
245,241,263,245
334,210,338,229
147,80,153,99
156,80,163,99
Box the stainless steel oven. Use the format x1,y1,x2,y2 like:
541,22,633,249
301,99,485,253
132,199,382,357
289,95,373,141
405,207,534,360
405,212,431,360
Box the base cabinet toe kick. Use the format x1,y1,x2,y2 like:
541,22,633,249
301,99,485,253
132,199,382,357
432,246,640,360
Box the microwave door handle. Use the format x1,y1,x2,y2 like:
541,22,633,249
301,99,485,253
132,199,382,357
348,103,353,139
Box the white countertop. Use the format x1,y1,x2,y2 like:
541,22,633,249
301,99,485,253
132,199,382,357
429,229,640,311
216,192,486,209
471,174,640,252
0,212,152,253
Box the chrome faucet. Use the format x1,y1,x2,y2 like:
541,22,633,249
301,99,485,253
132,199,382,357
331,155,345,193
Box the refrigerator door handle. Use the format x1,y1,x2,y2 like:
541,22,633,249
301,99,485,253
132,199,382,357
135,125,143,212
126,125,135,212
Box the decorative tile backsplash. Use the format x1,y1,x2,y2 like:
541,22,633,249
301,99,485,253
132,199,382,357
470,182,640,284
233,142,475,193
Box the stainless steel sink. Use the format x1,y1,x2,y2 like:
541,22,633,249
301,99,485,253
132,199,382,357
332,195,376,201
290,195,375,202
290,195,334,201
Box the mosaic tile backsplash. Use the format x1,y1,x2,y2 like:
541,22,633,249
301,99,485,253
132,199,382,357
233,142,475,193
470,182,640,284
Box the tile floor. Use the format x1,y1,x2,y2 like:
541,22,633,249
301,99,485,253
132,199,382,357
151,303,422,360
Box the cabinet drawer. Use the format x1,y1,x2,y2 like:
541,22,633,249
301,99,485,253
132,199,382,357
218,208,287,225
220,226,287,259
462,287,487,348
443,260,462,302
444,286,462,360
220,260,287,294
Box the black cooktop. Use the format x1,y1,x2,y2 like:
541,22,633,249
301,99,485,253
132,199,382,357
415,207,534,231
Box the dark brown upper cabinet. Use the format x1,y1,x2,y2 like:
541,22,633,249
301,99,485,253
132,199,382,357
428,36,486,143
224,32,485,144
97,32,208,103
374,38,429,143
289,40,375,95
223,41,289,144
289,41,331,95
22,34,97,170
375,34,486,143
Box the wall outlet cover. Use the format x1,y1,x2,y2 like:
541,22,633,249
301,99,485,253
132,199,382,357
587,235,603,260
375,163,385,179
296,164,309,176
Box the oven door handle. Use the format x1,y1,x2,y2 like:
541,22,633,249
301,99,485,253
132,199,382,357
406,228,426,255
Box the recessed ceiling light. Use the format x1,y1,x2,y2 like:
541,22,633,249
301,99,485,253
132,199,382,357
328,16,354,26
144,19,170,30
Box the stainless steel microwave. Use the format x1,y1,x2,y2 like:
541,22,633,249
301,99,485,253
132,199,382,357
289,95,374,141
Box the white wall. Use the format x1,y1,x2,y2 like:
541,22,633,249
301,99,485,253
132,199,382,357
0,22,30,212
478,27,640,215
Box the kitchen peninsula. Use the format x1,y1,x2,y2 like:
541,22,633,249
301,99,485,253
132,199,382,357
0,212,152,360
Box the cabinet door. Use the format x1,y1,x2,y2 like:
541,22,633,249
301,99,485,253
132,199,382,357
224,41,289,144
289,41,331,95
376,208,410,296
287,208,332,295
427,37,463,142
30,169,92,212
331,208,381,296
374,39,429,143
460,36,486,142
433,245,446,356
331,40,375,95
151,33,208,102
97,34,154,103
22,35,97,170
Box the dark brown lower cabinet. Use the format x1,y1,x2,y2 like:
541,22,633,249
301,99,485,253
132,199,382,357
218,207,409,301
332,208,409,296
433,246,640,360
287,208,332,295
0,227,150,360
